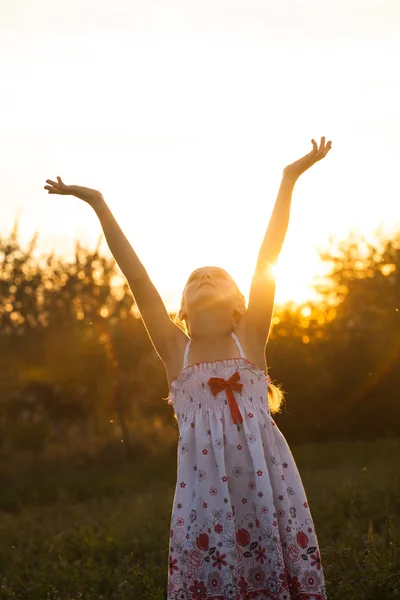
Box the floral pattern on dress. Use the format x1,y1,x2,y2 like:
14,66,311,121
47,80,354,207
167,355,327,600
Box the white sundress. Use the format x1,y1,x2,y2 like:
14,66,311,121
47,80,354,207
167,331,327,600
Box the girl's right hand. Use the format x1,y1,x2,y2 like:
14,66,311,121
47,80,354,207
44,177,104,208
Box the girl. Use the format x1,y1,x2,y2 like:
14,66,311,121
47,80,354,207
45,136,332,600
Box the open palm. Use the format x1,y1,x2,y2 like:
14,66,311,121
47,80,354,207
284,137,332,181
44,176,71,195
44,177,103,206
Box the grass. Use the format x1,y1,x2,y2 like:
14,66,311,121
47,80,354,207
0,438,399,599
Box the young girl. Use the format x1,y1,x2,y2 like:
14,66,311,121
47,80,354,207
45,137,332,600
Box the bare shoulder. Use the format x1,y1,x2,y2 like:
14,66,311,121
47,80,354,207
235,318,267,374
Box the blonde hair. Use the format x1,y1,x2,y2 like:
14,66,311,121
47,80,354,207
267,381,285,415
171,312,285,415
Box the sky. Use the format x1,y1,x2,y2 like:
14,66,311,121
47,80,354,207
1,0,399,311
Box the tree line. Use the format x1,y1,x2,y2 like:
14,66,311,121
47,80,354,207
0,220,398,460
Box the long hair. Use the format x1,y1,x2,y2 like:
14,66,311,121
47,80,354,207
266,379,285,415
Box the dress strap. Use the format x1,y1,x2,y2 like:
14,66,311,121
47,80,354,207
183,333,244,369
183,338,191,369
231,331,246,359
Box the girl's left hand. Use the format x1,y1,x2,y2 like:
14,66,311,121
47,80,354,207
283,137,332,181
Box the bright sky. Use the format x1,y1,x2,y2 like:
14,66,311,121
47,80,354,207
1,0,399,311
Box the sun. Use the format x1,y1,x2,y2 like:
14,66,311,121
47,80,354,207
161,242,323,314
270,246,322,306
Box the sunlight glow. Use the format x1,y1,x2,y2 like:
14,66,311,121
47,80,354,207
1,1,399,315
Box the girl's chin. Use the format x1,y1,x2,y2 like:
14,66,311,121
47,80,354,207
186,294,231,313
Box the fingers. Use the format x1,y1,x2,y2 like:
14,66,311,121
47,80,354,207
44,180,58,194
313,136,332,160
313,136,325,159
319,138,332,158
324,140,332,156
44,176,68,194
45,178,63,194
45,177,65,187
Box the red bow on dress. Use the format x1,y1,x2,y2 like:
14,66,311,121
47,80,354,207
207,371,243,424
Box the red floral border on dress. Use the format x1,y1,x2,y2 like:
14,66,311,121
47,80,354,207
205,593,325,600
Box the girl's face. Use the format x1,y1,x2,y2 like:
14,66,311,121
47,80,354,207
179,266,245,320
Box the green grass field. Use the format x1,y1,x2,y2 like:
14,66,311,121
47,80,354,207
0,438,399,599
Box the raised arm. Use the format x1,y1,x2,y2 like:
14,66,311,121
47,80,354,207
241,137,332,342
44,177,185,361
